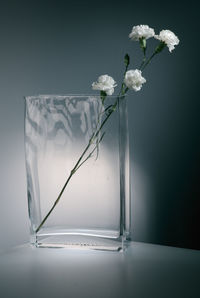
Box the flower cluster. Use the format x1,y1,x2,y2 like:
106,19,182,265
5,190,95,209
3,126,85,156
92,25,179,96
129,25,179,53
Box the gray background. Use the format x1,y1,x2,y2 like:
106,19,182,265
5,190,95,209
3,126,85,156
0,0,199,252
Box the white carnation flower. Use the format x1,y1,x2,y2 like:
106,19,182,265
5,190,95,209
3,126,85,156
124,69,146,91
92,75,117,95
154,29,179,52
129,25,155,41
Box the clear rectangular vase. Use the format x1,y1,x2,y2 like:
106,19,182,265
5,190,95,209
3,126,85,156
24,94,130,251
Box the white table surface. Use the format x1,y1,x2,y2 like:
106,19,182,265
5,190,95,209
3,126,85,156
0,242,199,298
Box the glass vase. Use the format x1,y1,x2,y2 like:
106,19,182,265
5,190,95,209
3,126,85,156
24,94,130,251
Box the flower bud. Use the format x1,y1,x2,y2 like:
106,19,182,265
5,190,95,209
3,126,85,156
124,54,130,67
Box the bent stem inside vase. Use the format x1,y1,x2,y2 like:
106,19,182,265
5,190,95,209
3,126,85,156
35,95,121,233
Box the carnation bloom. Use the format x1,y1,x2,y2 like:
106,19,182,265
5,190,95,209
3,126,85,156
124,69,146,91
154,29,179,52
92,75,117,95
129,25,155,41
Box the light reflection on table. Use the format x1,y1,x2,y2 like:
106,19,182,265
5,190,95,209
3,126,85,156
0,242,199,298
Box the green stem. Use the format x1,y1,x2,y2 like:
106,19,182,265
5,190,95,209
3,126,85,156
35,95,125,233
139,58,145,70
139,37,147,70
76,132,106,171
141,42,166,71
141,52,156,71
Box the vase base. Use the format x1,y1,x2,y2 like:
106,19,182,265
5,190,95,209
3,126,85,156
31,231,127,251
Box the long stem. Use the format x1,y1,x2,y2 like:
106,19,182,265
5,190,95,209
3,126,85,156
76,132,106,171
35,96,121,232
36,41,165,233
35,136,94,233
141,52,156,71
139,50,146,70
139,57,146,70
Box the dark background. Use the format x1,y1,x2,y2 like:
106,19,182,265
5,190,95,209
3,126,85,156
0,0,199,251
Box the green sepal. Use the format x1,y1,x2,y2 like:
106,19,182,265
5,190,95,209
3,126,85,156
155,41,166,54
139,37,146,55
139,37,146,49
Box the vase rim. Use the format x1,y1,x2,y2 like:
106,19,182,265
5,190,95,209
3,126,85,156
24,94,127,100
